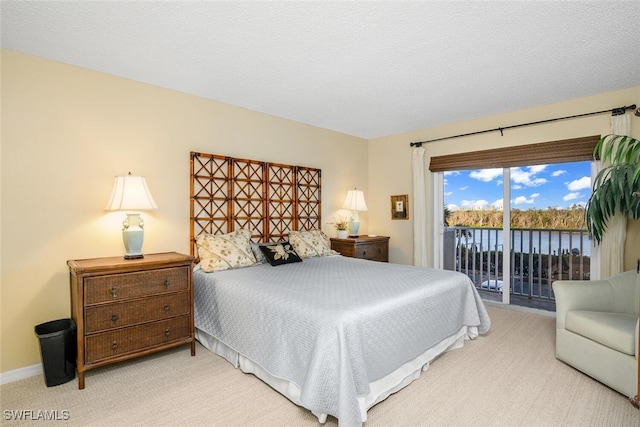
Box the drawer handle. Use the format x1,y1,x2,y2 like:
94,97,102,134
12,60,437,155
164,279,170,289
111,313,119,323
112,342,118,351
111,286,117,298
164,329,171,338
363,251,367,257
164,304,170,313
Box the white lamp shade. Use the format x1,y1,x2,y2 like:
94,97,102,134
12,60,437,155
342,189,368,212
105,174,158,211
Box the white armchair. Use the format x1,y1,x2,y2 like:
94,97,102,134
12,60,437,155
553,270,639,397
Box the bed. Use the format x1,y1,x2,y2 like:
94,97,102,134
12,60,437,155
189,152,491,426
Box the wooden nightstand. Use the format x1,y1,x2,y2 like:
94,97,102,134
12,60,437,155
330,235,390,262
68,252,195,389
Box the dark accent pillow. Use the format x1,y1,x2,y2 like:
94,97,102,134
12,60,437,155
259,243,302,266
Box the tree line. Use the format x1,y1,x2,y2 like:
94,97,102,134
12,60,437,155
445,206,586,230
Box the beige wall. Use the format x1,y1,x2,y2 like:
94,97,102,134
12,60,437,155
2,49,639,376
368,86,640,267
0,50,369,373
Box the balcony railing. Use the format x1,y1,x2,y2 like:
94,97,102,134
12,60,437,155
443,226,591,310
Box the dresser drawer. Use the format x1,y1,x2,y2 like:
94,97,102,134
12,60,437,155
355,243,387,261
330,241,356,257
84,267,189,304
85,316,190,363
85,292,191,333
330,236,390,263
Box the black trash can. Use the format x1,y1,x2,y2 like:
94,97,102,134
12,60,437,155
34,318,76,387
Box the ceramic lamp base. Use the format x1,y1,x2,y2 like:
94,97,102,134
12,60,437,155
122,213,145,259
348,219,360,237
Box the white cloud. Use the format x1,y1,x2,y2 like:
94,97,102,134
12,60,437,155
447,203,459,211
469,168,502,182
513,195,536,205
528,165,548,173
567,176,591,191
511,166,547,187
563,192,581,201
444,171,460,176
444,191,452,196
492,198,504,210
552,170,567,177
461,199,489,209
530,193,540,198
459,186,468,191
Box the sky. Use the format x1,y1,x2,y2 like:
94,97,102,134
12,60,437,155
444,161,591,211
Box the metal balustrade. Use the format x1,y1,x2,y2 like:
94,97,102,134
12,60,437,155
444,227,591,311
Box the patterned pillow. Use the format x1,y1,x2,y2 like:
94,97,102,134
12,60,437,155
250,241,287,264
288,229,338,258
195,229,257,273
259,243,302,266
250,242,268,264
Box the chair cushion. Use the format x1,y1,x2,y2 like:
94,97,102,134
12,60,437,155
565,310,637,356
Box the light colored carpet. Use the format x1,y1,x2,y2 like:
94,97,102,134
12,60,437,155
2,304,638,426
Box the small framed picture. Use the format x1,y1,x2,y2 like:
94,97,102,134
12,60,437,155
390,194,409,220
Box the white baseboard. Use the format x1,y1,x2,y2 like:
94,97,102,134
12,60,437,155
0,364,42,385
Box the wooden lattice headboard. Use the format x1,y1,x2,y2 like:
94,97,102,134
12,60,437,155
190,152,322,256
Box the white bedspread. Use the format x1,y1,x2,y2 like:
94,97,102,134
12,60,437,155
194,256,490,426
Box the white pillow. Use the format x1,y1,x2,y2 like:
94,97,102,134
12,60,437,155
250,242,267,264
288,229,337,258
196,229,257,272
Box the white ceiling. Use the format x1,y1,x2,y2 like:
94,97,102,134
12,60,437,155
2,1,640,139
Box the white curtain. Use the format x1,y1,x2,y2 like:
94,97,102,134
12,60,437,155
412,146,428,267
599,113,631,278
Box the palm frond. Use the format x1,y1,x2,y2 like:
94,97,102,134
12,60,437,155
586,134,640,244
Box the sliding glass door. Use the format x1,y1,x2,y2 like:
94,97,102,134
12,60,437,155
436,160,593,308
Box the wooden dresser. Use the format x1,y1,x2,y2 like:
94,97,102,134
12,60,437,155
68,252,195,389
330,235,390,262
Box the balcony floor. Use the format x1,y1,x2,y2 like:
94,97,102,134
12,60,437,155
478,289,556,312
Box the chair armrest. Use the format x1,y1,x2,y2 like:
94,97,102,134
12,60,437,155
553,279,614,329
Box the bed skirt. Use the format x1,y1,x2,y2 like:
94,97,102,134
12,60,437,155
195,325,477,424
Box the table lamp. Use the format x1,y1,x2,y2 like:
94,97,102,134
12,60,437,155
342,188,368,237
105,172,158,259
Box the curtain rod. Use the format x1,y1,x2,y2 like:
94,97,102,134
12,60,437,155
409,104,637,147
